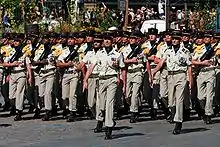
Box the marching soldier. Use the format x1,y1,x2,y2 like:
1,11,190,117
214,32,220,115
82,33,103,130
141,28,161,119
83,33,126,139
121,31,152,123
192,31,216,124
155,30,172,120
2,34,33,121
56,32,81,122
152,31,193,134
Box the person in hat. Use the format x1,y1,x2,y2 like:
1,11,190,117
152,31,193,135
181,29,193,53
2,34,33,121
154,29,173,121
56,32,81,122
81,33,103,126
214,32,220,116
0,33,12,111
120,31,152,123
83,33,126,139
192,31,215,124
141,28,160,120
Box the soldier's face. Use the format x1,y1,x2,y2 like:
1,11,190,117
172,38,180,45
103,39,112,47
56,38,62,44
13,40,20,47
78,38,85,44
122,37,127,43
67,38,74,45
182,35,190,42
204,37,211,44
93,41,102,49
86,36,94,43
165,35,172,42
149,34,157,41
196,38,204,45
129,38,136,44
27,40,32,44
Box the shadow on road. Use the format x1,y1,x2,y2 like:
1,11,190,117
181,127,209,134
0,124,12,127
113,126,132,131
112,133,145,139
211,119,220,124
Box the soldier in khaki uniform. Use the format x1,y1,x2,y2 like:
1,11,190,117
83,33,126,139
121,31,152,123
31,33,50,118
56,32,81,122
82,34,103,131
155,30,172,120
152,31,193,134
141,28,160,119
36,34,57,121
3,34,33,121
192,31,216,124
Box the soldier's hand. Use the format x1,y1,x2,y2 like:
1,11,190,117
122,85,126,95
131,57,138,63
149,76,153,88
83,80,88,92
116,78,120,85
6,75,10,83
12,61,20,66
202,60,213,66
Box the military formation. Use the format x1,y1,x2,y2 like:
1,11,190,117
0,28,220,139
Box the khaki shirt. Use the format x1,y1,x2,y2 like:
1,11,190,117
156,42,168,59
57,46,78,71
163,46,191,72
91,48,125,77
121,44,146,70
82,49,99,75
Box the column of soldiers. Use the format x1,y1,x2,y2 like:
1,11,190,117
0,28,220,139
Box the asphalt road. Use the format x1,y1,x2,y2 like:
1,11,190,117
0,109,220,147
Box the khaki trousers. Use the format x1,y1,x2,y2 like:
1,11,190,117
39,71,55,110
126,71,143,113
197,70,215,116
215,68,220,106
0,69,4,105
151,71,160,109
168,72,187,122
160,68,168,100
99,76,118,127
88,77,101,120
62,72,78,111
9,71,26,110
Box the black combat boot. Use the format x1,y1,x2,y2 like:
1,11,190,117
66,111,76,122
205,115,212,125
183,109,191,121
9,99,16,116
150,108,158,120
28,104,35,113
130,112,138,123
167,107,176,123
42,110,52,121
33,108,41,119
14,110,22,121
105,127,113,140
198,100,205,121
172,122,182,135
94,121,103,133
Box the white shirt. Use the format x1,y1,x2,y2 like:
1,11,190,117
82,49,99,74
92,48,125,76
163,46,191,72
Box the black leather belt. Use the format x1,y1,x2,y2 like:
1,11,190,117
89,74,99,78
41,69,55,74
99,75,117,80
200,67,215,72
128,68,143,73
11,69,26,74
64,70,76,74
168,70,185,75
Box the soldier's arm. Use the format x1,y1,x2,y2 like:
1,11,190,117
2,61,19,67
124,57,138,64
151,59,165,76
187,65,193,90
121,67,126,94
56,60,73,68
191,59,212,66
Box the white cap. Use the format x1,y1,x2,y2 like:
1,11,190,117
108,26,118,31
